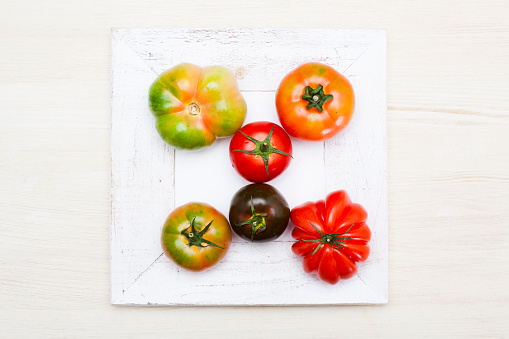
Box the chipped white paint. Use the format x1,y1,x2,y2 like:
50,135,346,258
111,28,387,305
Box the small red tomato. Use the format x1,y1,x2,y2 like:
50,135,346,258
229,121,293,183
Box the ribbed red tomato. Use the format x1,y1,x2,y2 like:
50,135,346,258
291,190,371,284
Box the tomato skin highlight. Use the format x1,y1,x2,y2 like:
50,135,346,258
276,62,355,141
291,190,371,284
161,202,232,272
229,183,290,242
229,121,293,183
149,63,247,150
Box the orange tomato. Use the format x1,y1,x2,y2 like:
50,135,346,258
275,62,355,141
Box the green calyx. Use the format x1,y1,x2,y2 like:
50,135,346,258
181,217,224,249
236,198,268,241
301,85,333,112
302,222,354,255
233,126,293,179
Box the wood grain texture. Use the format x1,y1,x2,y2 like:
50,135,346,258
111,28,387,306
1,0,508,337
110,32,177,303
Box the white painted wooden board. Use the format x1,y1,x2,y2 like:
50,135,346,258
111,28,387,305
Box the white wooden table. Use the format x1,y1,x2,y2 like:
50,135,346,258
1,0,508,337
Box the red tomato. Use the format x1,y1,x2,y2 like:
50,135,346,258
276,62,355,141
291,190,371,284
229,121,293,183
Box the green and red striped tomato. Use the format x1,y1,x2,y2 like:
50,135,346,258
149,63,247,150
161,202,232,272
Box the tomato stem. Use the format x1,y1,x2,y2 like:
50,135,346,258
236,197,268,241
233,126,293,180
301,222,354,255
301,85,333,112
181,217,224,249
188,103,200,115
260,142,269,153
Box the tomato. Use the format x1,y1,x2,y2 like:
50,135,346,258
229,121,292,183
149,63,247,150
161,202,232,271
291,190,371,284
275,62,355,141
229,183,290,242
